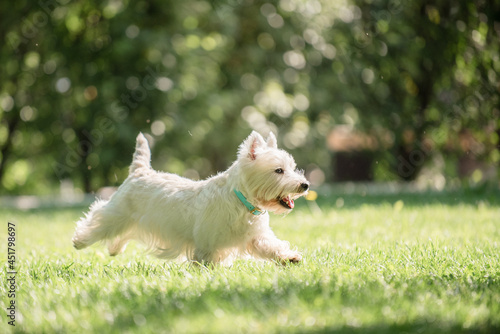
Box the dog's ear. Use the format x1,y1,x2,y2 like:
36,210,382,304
266,132,277,149
239,131,266,160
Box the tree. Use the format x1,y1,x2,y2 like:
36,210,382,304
0,0,498,195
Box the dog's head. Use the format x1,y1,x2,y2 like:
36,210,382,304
237,131,310,214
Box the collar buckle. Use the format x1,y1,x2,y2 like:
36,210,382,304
250,207,265,216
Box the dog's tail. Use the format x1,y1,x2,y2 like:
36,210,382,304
129,133,151,174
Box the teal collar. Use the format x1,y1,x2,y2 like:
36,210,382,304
233,189,265,216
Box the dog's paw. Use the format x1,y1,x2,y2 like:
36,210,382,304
72,238,86,250
288,253,302,263
277,252,302,265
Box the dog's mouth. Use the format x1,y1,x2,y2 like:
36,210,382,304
279,195,295,210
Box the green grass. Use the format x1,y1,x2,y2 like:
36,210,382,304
1,189,499,333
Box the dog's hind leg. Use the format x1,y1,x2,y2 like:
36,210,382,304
106,223,137,256
72,199,109,249
107,235,131,256
193,248,218,265
72,199,134,251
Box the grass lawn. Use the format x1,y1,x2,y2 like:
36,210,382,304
1,188,499,333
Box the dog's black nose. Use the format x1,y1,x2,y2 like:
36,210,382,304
300,183,309,191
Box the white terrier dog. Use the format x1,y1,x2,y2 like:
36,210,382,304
72,131,309,265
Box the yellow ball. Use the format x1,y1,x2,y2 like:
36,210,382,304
305,190,318,201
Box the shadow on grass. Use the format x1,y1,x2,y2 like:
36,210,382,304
297,322,499,334
310,187,500,210
70,264,499,334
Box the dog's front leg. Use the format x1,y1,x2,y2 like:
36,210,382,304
249,230,302,264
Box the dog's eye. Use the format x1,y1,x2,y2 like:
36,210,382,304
275,168,284,174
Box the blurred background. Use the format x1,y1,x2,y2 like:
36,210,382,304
0,0,499,198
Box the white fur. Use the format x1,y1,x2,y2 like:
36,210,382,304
72,131,309,265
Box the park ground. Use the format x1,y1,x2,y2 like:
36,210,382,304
0,188,499,333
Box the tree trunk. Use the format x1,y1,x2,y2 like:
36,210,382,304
0,114,20,186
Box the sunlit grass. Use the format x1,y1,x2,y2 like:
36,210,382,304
0,190,499,333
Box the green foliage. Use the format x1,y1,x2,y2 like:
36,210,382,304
0,0,499,194
0,190,499,333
